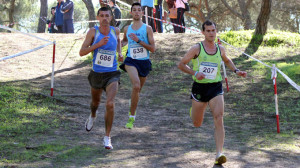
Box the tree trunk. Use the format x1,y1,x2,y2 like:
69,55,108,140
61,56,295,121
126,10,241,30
242,0,272,58
82,0,96,28
8,0,16,28
254,0,272,35
37,0,48,33
296,13,300,34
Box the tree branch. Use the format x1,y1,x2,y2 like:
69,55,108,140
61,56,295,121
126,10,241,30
220,0,243,19
204,0,211,14
246,0,253,8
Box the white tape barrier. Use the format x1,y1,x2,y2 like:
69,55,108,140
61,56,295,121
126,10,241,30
277,69,300,92
219,38,271,68
0,42,53,61
4,22,17,27
40,16,47,23
75,18,132,24
0,25,52,43
271,65,277,82
0,25,54,61
116,0,131,8
115,1,202,33
219,38,300,92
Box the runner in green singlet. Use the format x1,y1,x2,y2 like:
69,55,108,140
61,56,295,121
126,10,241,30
178,20,247,165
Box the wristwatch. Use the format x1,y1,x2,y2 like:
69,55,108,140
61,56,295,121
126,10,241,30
234,69,240,73
137,39,141,43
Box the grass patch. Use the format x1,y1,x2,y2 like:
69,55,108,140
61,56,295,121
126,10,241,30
53,145,106,166
0,83,67,163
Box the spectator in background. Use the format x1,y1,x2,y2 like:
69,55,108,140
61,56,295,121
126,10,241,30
139,0,156,32
99,0,108,7
154,0,163,33
166,0,176,33
55,0,64,33
175,0,187,33
47,7,58,33
109,0,122,28
62,0,74,33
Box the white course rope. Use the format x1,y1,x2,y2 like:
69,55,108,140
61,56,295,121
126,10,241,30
116,0,131,8
0,25,52,43
0,25,54,61
218,38,272,68
0,42,53,61
75,18,132,24
219,38,300,92
277,69,300,92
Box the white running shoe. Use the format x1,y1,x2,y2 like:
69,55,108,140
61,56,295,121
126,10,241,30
85,111,97,132
103,136,113,149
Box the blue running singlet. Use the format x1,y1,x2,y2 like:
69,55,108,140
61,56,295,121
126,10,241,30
126,24,150,60
92,26,118,72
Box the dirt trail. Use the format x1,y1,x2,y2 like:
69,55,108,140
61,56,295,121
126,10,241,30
0,33,299,168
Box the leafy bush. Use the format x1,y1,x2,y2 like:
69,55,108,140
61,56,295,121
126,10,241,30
219,30,300,48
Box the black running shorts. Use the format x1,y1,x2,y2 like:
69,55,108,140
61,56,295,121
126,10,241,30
191,81,224,102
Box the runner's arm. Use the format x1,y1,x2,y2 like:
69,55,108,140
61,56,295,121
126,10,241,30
115,27,123,62
143,25,156,53
62,1,73,12
178,44,201,76
220,46,247,77
79,28,95,56
121,26,129,47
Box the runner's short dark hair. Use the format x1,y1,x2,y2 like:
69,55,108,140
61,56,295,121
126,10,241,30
131,2,142,12
97,6,111,15
202,20,217,31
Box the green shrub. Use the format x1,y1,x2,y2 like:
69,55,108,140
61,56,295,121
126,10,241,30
219,30,300,48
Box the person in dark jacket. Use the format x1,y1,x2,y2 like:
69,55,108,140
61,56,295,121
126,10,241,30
154,0,163,33
139,0,156,32
109,0,122,28
62,0,74,33
55,0,64,33
47,7,58,33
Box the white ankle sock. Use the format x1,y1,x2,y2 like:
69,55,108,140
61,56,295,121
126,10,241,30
129,115,135,120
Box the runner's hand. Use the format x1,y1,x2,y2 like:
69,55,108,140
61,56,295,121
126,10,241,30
128,33,139,42
236,71,247,78
97,36,110,47
195,72,205,80
118,54,123,62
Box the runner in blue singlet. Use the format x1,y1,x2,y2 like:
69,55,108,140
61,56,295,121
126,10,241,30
120,2,155,129
79,7,123,150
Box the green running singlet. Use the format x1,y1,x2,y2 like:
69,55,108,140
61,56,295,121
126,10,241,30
192,42,222,83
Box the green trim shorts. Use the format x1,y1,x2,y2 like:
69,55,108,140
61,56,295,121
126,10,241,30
191,81,224,102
